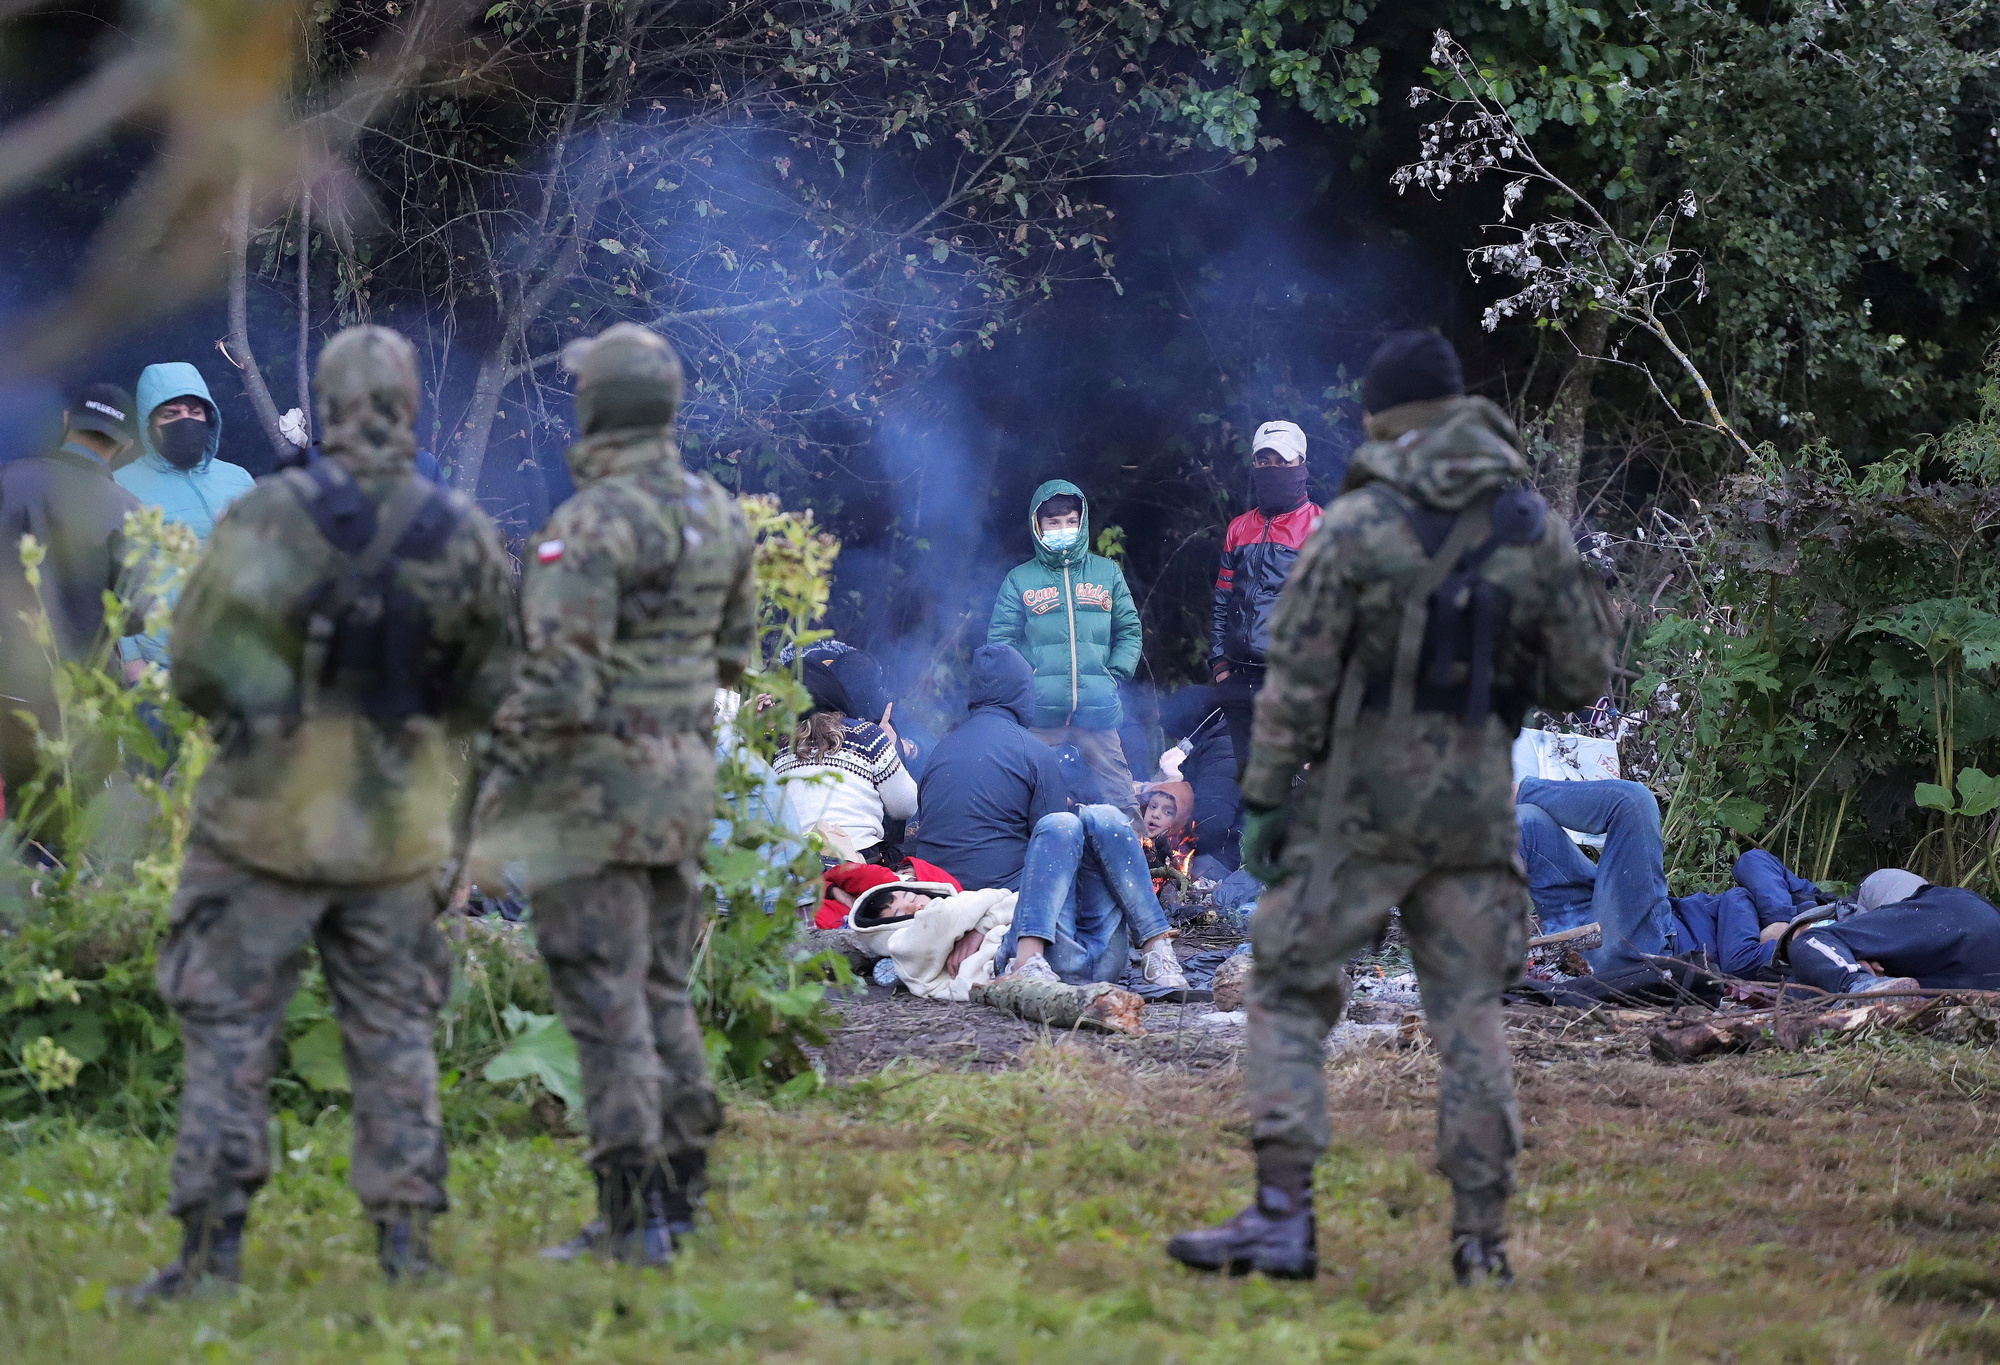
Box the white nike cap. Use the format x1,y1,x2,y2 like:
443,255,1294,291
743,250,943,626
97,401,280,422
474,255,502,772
1251,420,1307,465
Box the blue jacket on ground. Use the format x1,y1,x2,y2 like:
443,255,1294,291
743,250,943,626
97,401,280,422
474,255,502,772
1669,849,1822,977
114,362,255,663
904,645,1070,892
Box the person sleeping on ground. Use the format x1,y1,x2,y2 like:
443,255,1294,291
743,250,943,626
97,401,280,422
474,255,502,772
905,643,1189,990
1788,869,2000,996
837,872,1019,1001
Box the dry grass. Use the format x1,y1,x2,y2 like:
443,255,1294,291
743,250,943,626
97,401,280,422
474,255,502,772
5,1026,2000,1362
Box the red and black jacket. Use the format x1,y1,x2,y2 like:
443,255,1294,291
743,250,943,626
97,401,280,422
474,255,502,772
1210,499,1323,668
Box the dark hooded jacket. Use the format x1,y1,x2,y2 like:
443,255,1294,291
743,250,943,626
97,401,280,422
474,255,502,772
905,644,1069,891
988,478,1142,730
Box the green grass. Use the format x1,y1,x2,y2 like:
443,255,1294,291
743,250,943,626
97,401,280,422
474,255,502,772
6,1037,2000,1363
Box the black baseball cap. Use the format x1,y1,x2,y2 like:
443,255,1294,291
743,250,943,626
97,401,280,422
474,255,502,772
67,383,136,443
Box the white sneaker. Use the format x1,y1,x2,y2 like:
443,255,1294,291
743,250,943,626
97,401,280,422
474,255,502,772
1854,975,1921,996
1003,954,1060,984
1142,941,1190,990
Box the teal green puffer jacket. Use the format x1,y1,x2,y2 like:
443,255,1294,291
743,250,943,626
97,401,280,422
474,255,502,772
988,479,1142,730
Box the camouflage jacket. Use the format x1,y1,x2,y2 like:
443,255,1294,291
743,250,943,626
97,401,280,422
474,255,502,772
472,429,755,891
1241,395,1613,867
172,459,519,886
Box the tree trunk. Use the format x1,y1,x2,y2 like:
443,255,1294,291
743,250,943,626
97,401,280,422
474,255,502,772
295,188,312,433
227,173,296,461
1542,307,1611,522
449,337,515,494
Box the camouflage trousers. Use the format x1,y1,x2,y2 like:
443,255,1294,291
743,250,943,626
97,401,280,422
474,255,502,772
156,839,452,1220
533,861,721,1173
1248,844,1528,1237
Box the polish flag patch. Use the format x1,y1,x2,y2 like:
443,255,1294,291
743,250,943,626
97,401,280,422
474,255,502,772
536,539,565,564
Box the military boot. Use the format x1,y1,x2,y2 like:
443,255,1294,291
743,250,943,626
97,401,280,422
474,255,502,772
124,1209,246,1307
1451,1233,1513,1287
375,1206,440,1283
1166,1156,1316,1279
603,1162,674,1268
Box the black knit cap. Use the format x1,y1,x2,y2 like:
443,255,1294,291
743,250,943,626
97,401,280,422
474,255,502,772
67,383,137,442
1360,331,1464,415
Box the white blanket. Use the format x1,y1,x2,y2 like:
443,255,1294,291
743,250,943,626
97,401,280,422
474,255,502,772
844,888,1017,1001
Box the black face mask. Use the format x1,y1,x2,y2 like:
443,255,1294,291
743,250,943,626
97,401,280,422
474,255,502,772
155,418,209,469
1252,463,1310,514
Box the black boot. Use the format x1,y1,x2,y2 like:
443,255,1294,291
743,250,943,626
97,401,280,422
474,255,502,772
375,1206,440,1283
123,1210,246,1307
1167,1156,1316,1280
1451,1233,1513,1287
656,1149,707,1248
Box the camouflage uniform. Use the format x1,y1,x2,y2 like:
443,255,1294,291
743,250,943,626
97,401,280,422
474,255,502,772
141,327,518,1293
1239,395,1612,1242
471,324,754,1247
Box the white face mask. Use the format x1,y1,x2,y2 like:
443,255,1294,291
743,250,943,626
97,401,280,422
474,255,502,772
1040,527,1081,551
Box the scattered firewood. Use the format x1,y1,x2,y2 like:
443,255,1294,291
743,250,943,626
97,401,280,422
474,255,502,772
1649,993,1949,1063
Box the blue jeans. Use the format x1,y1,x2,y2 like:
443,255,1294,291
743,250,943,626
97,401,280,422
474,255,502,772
1516,778,1675,975
1001,805,1170,984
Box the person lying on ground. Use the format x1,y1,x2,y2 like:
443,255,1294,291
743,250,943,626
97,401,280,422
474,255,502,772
1516,775,1674,976
988,479,1144,832
815,857,962,930
906,644,1187,989
841,876,1018,1001
1519,777,1828,982
1790,868,2000,996
773,643,916,864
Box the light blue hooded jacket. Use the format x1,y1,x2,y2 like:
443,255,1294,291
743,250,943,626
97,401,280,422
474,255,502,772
115,362,256,664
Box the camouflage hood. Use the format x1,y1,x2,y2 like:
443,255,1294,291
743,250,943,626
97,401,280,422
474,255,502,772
1343,395,1528,512
316,326,420,483
564,428,682,489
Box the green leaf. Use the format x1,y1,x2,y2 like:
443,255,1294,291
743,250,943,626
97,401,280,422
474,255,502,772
1958,768,2000,818
483,1012,584,1118
1915,782,1956,813
289,1017,350,1093
1716,795,1768,837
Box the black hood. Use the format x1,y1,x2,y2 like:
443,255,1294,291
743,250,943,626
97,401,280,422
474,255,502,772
966,644,1036,727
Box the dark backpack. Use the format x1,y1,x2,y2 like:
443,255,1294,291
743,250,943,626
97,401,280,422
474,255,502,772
1371,481,1547,724
281,459,465,721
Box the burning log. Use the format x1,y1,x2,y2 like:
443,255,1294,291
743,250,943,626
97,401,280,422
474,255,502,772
969,977,1147,1036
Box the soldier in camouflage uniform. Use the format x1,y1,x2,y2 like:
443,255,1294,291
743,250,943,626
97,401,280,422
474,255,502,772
471,323,755,1269
1168,332,1612,1285
130,327,520,1302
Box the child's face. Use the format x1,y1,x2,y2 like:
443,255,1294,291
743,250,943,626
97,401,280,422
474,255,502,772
877,889,931,920
1038,509,1082,538
1142,795,1178,839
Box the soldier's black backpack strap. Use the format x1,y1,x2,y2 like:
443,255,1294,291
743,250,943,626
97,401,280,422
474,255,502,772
279,461,463,719
1377,480,1548,725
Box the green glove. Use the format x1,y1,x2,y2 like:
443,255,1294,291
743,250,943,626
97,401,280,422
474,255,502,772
1240,802,1294,885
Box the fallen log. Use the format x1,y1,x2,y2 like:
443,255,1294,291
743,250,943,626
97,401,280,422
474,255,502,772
1650,995,1941,1063
969,977,1147,1037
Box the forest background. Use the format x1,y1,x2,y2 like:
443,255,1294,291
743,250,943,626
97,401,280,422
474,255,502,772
2,1,2000,1099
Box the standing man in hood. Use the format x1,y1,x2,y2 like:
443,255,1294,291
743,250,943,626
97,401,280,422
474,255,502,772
473,323,756,1270
129,327,519,1301
0,385,144,812
1211,421,1322,779
1168,332,1612,1286
115,361,256,667
989,479,1144,830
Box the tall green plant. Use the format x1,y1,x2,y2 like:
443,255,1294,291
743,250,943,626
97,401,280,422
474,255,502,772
1634,381,2000,892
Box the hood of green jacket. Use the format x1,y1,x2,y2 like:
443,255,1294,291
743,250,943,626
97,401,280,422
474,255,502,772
1028,477,1090,569
133,361,222,472
565,428,683,489
1343,395,1529,511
